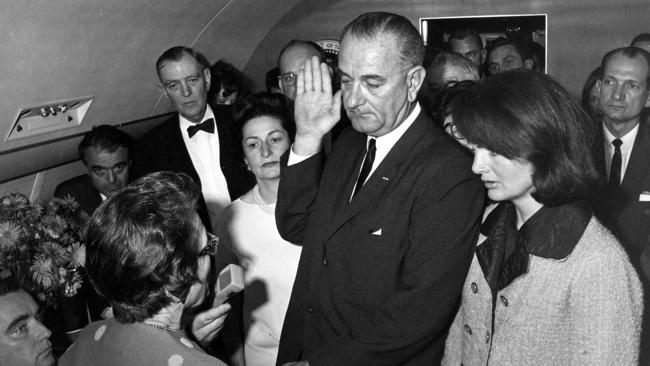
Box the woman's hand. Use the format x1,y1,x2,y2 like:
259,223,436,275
190,303,231,347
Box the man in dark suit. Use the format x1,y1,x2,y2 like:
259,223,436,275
132,46,253,232
275,12,484,365
54,124,133,216
593,46,650,364
54,124,133,321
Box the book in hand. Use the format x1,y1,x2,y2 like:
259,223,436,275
213,264,245,306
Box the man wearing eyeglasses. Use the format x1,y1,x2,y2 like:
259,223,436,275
55,124,133,215
277,40,328,102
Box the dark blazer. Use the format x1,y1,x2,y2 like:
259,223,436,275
131,105,254,231
275,111,485,365
53,174,102,215
593,118,650,364
53,174,108,322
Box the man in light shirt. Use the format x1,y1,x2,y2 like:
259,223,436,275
593,45,650,365
132,46,253,231
275,11,484,366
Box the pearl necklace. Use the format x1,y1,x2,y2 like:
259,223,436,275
253,185,268,206
253,185,275,215
143,321,181,332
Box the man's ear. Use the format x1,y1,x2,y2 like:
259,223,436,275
596,79,602,94
203,68,211,91
524,58,534,70
406,66,426,102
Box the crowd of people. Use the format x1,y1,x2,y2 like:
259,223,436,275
2,10,650,366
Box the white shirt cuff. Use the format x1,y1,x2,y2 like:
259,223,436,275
287,144,314,166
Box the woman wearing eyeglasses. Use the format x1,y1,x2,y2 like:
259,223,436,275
60,172,228,366
442,70,642,365
216,92,300,366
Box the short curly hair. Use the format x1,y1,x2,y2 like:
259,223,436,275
85,171,202,323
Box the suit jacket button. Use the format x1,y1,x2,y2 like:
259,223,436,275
464,324,472,335
500,295,508,307
471,282,478,293
485,331,490,344
321,258,328,266
307,306,314,313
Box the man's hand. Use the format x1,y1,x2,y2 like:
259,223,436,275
190,303,231,347
293,56,342,156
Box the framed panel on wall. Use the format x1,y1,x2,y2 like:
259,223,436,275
420,14,547,74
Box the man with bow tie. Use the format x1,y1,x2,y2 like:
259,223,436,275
132,46,253,232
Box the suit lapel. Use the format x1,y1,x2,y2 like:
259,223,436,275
326,112,427,237
622,120,650,194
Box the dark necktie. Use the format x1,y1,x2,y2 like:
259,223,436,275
353,138,376,197
187,118,215,138
608,138,622,188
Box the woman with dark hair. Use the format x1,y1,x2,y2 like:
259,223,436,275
581,66,603,122
60,172,228,366
442,70,642,365
216,92,299,366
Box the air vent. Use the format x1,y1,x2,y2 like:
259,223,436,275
5,96,94,142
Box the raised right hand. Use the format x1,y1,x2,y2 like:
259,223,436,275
292,56,342,156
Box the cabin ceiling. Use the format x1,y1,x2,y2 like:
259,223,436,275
0,0,304,181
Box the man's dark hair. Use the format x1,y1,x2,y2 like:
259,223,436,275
452,70,600,206
277,40,327,68
600,46,650,89
265,67,281,92
340,11,424,69
85,171,202,323
0,278,20,297
449,28,484,49
631,33,650,46
208,59,251,103
78,125,133,164
488,37,534,63
156,46,210,78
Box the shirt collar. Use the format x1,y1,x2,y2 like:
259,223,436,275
369,103,421,150
603,122,639,154
178,105,215,132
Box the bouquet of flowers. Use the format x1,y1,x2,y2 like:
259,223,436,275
0,193,89,307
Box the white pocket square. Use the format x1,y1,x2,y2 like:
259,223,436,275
370,228,382,236
639,191,650,202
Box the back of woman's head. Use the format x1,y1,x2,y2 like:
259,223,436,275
85,171,202,323
452,70,600,206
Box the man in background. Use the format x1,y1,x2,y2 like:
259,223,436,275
418,51,479,117
132,46,253,232
487,37,535,75
448,28,486,75
54,124,132,215
593,46,650,364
